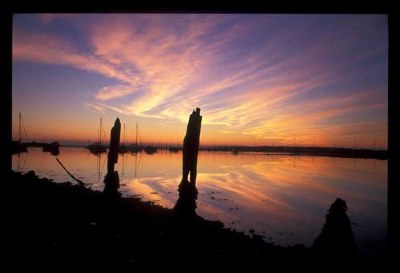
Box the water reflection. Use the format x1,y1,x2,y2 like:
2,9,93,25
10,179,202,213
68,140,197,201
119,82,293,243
96,153,107,183
12,148,387,255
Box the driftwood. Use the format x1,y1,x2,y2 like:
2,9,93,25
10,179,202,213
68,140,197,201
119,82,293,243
56,158,85,186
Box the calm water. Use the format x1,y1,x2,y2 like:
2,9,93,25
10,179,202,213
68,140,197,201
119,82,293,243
13,147,387,255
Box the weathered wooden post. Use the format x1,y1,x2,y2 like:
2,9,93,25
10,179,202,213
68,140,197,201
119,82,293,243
181,107,202,186
104,118,121,195
174,108,202,218
107,118,121,173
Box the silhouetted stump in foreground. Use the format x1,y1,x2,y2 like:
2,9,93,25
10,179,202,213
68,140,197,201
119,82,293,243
313,198,357,256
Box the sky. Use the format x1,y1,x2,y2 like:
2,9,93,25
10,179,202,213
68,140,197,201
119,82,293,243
12,14,388,148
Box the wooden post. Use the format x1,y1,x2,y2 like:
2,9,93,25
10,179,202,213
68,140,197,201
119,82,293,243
107,118,121,173
181,108,202,186
174,108,202,217
104,117,121,197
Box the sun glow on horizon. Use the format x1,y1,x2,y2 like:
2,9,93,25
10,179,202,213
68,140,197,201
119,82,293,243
12,14,388,149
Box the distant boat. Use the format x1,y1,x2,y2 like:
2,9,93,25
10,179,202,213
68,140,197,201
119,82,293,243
11,112,28,155
143,145,157,154
42,141,60,156
86,117,107,155
11,141,27,154
232,147,239,155
87,142,107,154
168,147,180,153
129,145,142,154
119,145,130,154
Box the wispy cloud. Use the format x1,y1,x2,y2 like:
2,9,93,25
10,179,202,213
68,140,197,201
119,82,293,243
13,28,135,84
13,14,388,147
95,85,136,101
84,102,106,114
39,13,76,24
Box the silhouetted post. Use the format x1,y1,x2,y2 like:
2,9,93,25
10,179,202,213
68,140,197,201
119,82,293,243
181,108,202,186
313,198,357,256
104,117,121,197
107,118,121,173
175,108,201,218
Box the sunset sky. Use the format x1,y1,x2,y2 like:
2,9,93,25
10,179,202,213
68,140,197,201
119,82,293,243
12,14,388,148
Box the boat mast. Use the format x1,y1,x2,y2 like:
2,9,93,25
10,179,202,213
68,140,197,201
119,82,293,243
123,123,126,145
19,112,22,142
136,122,138,148
100,117,102,144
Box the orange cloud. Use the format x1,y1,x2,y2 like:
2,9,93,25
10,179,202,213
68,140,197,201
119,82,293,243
13,15,387,148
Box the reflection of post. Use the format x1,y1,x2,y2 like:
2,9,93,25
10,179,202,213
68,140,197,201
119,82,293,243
97,154,100,183
181,108,202,186
121,153,126,175
134,153,138,178
134,152,141,178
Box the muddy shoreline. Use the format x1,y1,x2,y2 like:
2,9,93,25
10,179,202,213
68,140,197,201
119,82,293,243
7,170,311,267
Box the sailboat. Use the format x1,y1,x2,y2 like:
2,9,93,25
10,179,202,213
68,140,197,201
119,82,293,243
232,147,239,155
86,117,107,155
168,140,180,152
11,112,28,154
168,146,179,153
143,144,157,154
42,141,60,156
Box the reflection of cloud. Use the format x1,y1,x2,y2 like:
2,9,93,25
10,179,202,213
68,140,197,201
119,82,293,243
14,147,387,248
13,15,387,147
118,151,386,248
124,153,385,222
124,176,180,208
